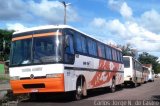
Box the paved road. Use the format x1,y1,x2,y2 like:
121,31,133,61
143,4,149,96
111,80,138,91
0,80,11,100
3,78,160,106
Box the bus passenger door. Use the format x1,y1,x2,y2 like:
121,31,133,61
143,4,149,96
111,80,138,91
64,31,76,91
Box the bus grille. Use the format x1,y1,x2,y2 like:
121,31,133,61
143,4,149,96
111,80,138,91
23,83,45,89
20,76,46,80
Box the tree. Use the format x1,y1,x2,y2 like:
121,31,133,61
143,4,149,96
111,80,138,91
0,29,14,61
138,52,160,73
118,44,137,58
155,64,160,74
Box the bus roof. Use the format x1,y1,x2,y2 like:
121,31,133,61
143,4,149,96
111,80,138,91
13,24,122,51
13,25,72,34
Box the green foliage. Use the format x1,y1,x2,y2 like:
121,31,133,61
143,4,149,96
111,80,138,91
118,44,137,58
0,29,14,61
138,52,160,74
155,64,160,74
118,44,131,56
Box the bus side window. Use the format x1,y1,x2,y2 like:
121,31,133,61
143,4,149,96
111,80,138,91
81,36,87,54
117,51,120,62
65,35,74,54
105,46,112,60
112,49,117,61
118,51,122,62
120,52,123,62
64,34,75,64
97,43,105,58
75,33,82,53
87,38,97,57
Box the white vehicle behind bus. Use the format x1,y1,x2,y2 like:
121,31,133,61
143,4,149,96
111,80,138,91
148,70,155,82
143,64,154,82
123,56,143,87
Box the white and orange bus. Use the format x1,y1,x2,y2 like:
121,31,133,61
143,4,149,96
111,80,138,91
9,25,124,100
123,56,143,87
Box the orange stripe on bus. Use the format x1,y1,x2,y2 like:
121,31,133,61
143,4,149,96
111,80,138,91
12,32,62,41
33,32,62,38
12,35,32,41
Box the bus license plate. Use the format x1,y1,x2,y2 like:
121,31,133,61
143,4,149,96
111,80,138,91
31,89,39,92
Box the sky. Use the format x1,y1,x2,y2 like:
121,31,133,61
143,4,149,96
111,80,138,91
0,0,160,58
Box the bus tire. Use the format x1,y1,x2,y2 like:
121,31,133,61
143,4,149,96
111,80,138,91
29,93,38,101
118,84,123,90
138,83,141,86
74,78,86,100
131,83,137,88
75,81,83,100
110,79,116,93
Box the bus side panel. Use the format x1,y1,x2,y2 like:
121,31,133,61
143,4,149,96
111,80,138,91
63,55,124,91
87,59,124,89
63,69,77,92
143,71,149,82
136,70,143,83
63,55,95,92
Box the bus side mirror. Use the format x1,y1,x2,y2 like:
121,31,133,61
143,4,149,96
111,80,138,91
65,35,69,48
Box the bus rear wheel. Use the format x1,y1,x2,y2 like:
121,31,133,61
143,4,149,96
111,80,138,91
131,82,137,88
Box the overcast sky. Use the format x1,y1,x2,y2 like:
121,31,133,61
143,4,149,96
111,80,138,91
0,0,160,58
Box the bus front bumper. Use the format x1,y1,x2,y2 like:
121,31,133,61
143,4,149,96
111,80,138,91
10,77,65,94
124,77,132,81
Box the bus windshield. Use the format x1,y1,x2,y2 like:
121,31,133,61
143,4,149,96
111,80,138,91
123,57,130,68
10,30,63,66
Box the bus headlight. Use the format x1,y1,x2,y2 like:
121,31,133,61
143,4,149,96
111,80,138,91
46,74,62,78
10,76,20,80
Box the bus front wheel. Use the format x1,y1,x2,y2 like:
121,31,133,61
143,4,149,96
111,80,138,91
74,80,87,100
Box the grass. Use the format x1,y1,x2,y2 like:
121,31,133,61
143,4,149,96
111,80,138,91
0,74,10,81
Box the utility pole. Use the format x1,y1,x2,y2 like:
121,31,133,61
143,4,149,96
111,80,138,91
59,1,71,25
